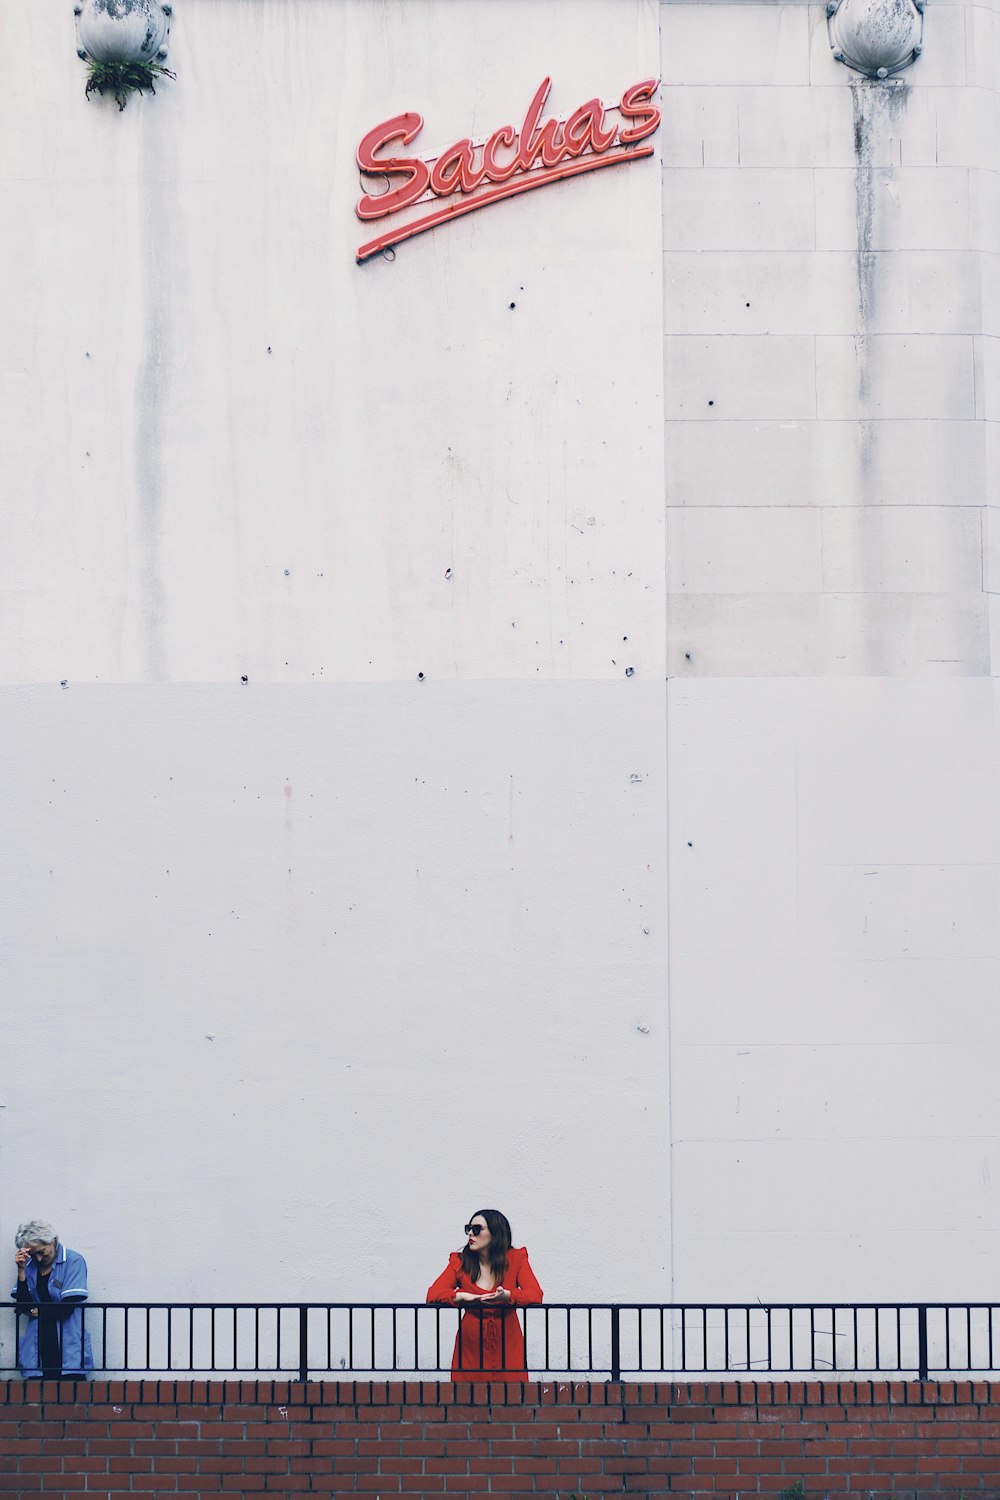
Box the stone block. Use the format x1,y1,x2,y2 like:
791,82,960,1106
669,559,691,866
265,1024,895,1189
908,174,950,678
814,166,973,251
665,416,987,508
736,84,858,166
970,169,1000,252
658,85,742,168
666,334,818,419
980,334,1000,419
820,506,984,593
663,168,816,251
661,3,811,86
815,333,976,418
667,505,824,593
665,250,854,335
667,590,990,674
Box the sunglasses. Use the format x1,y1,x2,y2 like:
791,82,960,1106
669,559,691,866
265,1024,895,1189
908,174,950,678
464,1224,487,1236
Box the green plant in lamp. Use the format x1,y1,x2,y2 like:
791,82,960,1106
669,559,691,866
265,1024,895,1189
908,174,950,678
84,57,175,110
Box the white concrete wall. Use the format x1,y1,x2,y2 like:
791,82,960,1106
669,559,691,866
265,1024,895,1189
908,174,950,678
663,0,1000,1302
1,0,998,1350
0,0,671,1315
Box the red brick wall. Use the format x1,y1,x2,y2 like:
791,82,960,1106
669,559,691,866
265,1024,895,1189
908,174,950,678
2,1378,999,1498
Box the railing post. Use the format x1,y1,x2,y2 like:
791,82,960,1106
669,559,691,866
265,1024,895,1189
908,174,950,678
610,1305,621,1383
917,1305,928,1382
298,1306,309,1383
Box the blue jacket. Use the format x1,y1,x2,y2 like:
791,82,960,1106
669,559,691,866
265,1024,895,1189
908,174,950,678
10,1244,94,1377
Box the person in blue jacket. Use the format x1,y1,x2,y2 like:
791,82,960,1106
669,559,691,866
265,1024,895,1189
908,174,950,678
11,1220,93,1380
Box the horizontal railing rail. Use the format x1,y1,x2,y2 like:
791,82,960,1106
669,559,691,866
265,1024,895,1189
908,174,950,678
2,1302,998,1382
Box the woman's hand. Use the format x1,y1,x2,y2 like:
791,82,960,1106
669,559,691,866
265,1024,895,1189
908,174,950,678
453,1291,478,1303
14,1249,29,1280
487,1287,511,1302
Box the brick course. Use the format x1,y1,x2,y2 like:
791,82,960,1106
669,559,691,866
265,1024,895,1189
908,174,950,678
1,1379,999,1498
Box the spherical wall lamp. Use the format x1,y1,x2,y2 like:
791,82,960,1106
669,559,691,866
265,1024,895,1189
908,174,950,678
826,0,924,78
75,0,175,110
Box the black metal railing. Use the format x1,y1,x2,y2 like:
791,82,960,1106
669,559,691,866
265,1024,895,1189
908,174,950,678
3,1302,998,1381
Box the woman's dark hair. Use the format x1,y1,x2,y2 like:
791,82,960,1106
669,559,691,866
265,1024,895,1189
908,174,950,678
458,1208,512,1285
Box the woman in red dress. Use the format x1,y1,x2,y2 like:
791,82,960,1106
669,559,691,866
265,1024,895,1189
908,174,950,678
426,1209,543,1382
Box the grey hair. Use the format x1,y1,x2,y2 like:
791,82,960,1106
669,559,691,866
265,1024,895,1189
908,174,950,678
15,1220,57,1248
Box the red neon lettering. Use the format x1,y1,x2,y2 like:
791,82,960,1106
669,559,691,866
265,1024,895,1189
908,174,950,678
356,113,430,220
482,124,519,183
354,77,661,260
617,78,661,144
514,78,568,172
562,99,617,158
429,138,485,196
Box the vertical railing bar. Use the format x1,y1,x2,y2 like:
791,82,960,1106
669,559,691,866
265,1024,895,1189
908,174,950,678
852,1305,858,1373
610,1305,621,1383
298,1306,309,1383
831,1306,838,1374
918,1305,929,1382
874,1307,881,1373
945,1305,952,1373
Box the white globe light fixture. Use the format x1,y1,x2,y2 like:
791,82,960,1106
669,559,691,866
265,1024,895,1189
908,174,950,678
74,0,174,109
827,0,924,79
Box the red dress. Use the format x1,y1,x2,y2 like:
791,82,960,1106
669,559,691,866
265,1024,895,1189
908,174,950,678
426,1247,543,1382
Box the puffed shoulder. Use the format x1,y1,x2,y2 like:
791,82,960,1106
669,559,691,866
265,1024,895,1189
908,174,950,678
448,1251,462,1266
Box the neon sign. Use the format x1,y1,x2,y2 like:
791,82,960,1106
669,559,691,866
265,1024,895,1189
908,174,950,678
355,77,661,262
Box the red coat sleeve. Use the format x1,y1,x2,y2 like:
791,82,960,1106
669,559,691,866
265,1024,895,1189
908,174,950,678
510,1248,543,1305
426,1253,462,1304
